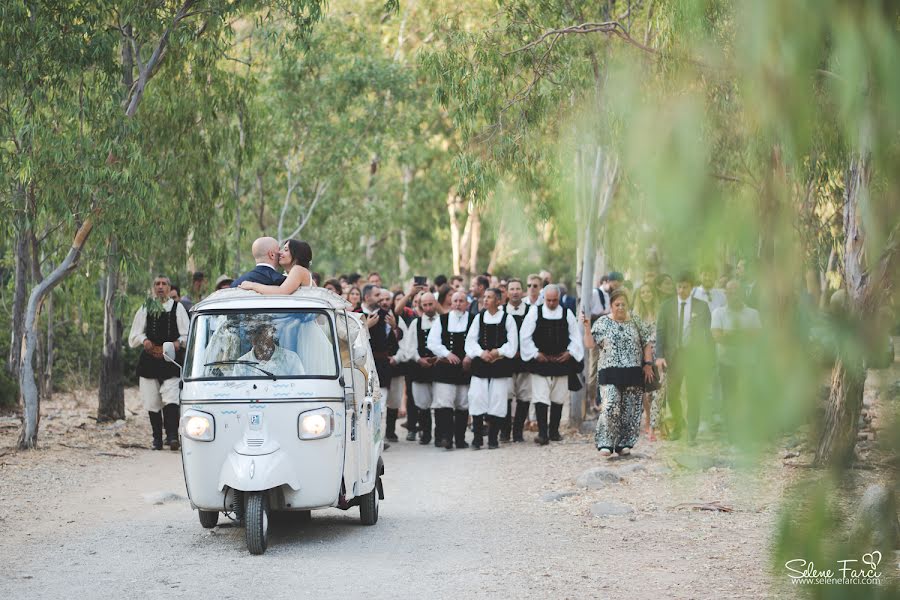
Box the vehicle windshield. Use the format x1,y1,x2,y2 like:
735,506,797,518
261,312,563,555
184,310,338,380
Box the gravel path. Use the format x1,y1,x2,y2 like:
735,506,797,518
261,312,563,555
0,405,790,600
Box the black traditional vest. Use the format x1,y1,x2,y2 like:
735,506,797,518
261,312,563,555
431,312,471,385
503,303,529,373
408,316,437,384
471,310,514,379
529,306,573,377
135,302,183,381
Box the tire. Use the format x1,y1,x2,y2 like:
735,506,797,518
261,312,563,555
245,492,269,555
359,477,380,526
299,510,312,522
198,510,218,529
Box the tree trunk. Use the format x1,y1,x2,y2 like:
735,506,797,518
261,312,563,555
7,185,29,379
41,292,54,401
398,165,412,281
98,236,125,422
447,189,462,276
815,154,869,466
466,200,481,275
19,217,95,448
361,155,380,262
816,357,866,466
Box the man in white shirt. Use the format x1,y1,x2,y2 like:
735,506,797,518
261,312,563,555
402,292,440,446
503,279,532,442
128,275,190,451
520,285,584,445
465,288,519,449
523,274,543,306
427,291,473,450
711,280,761,436
692,268,726,312
237,323,305,376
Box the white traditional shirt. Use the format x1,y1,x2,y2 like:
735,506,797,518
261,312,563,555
464,309,519,359
403,314,438,361
523,294,543,306
426,310,470,358
590,286,611,317
237,346,306,376
711,305,761,365
519,305,584,362
692,286,726,312
503,301,530,317
128,298,189,348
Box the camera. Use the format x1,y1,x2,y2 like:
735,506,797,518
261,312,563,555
413,275,426,286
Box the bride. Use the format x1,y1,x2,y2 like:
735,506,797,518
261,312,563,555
239,239,313,295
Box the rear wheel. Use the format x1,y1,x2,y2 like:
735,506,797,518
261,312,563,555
245,492,269,555
198,510,218,529
359,477,380,525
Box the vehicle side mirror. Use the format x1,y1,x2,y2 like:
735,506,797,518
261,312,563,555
162,342,180,372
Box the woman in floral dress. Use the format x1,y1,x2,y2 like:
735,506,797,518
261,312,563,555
582,289,656,457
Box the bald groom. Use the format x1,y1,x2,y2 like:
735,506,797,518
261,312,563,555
231,237,288,288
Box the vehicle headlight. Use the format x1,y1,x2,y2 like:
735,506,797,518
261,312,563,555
180,410,215,442
298,407,334,440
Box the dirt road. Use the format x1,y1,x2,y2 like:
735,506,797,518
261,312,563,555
1,398,792,600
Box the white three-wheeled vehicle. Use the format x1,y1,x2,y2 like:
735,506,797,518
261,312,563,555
162,287,385,554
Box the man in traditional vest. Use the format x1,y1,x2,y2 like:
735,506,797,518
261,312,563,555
520,284,584,445
361,284,402,442
465,288,518,449
403,291,440,445
426,290,472,450
128,275,189,450
502,278,532,442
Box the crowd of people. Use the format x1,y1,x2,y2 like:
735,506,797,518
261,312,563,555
136,236,763,456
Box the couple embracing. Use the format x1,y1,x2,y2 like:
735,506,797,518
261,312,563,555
232,237,314,295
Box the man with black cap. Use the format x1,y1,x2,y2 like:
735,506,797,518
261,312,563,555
427,290,472,450
520,284,584,445
128,275,189,450
465,288,518,449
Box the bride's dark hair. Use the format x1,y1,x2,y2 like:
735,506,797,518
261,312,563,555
285,239,312,269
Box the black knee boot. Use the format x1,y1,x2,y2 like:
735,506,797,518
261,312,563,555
534,403,549,445
500,399,512,442
471,414,484,449
513,400,529,442
549,403,563,441
437,408,454,449
386,408,399,442
454,409,469,449
405,403,419,441
418,409,432,445
487,415,500,449
162,404,180,451
149,411,163,450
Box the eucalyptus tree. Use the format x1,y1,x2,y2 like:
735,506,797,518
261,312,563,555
2,0,327,449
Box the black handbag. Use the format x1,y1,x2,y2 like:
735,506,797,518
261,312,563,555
644,364,662,392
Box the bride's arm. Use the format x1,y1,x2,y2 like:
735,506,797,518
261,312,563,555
239,266,309,295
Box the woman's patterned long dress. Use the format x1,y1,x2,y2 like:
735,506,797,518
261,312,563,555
592,315,652,451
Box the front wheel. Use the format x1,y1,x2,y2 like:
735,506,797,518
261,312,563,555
198,510,218,529
245,492,269,555
359,477,380,525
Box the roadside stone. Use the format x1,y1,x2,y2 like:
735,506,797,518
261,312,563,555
617,463,647,475
851,484,900,550
540,491,579,502
576,468,623,489
672,453,734,470
590,502,634,517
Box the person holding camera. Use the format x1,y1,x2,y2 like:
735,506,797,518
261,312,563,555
361,284,402,442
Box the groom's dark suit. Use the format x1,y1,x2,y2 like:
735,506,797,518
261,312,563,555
231,265,287,288
656,295,713,440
